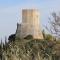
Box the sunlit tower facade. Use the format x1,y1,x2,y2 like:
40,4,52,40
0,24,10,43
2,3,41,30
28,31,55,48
16,9,43,39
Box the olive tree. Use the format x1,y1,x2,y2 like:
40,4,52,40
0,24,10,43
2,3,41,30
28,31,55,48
46,12,60,38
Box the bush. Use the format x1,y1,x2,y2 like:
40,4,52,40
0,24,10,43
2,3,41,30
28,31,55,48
8,34,16,42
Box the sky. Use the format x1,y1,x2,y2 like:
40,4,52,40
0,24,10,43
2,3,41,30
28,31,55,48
0,0,60,42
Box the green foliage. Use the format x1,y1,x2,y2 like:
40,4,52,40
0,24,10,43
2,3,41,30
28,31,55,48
8,34,16,42
45,34,53,40
1,37,60,60
42,30,56,41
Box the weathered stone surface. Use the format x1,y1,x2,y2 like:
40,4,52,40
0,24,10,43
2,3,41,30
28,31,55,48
16,9,43,39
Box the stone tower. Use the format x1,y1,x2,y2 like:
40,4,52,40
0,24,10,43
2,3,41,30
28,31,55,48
16,9,43,39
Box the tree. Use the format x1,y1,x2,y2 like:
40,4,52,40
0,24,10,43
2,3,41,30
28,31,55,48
42,30,53,40
8,34,16,42
46,12,60,38
45,34,53,40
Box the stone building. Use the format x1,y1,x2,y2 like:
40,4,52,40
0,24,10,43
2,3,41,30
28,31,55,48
16,9,43,39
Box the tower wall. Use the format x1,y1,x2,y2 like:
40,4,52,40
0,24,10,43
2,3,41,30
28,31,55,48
20,9,43,39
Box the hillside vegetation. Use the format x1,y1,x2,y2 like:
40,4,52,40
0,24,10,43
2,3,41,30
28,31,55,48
0,35,60,60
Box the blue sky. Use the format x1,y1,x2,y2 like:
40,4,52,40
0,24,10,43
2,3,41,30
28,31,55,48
0,0,60,42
